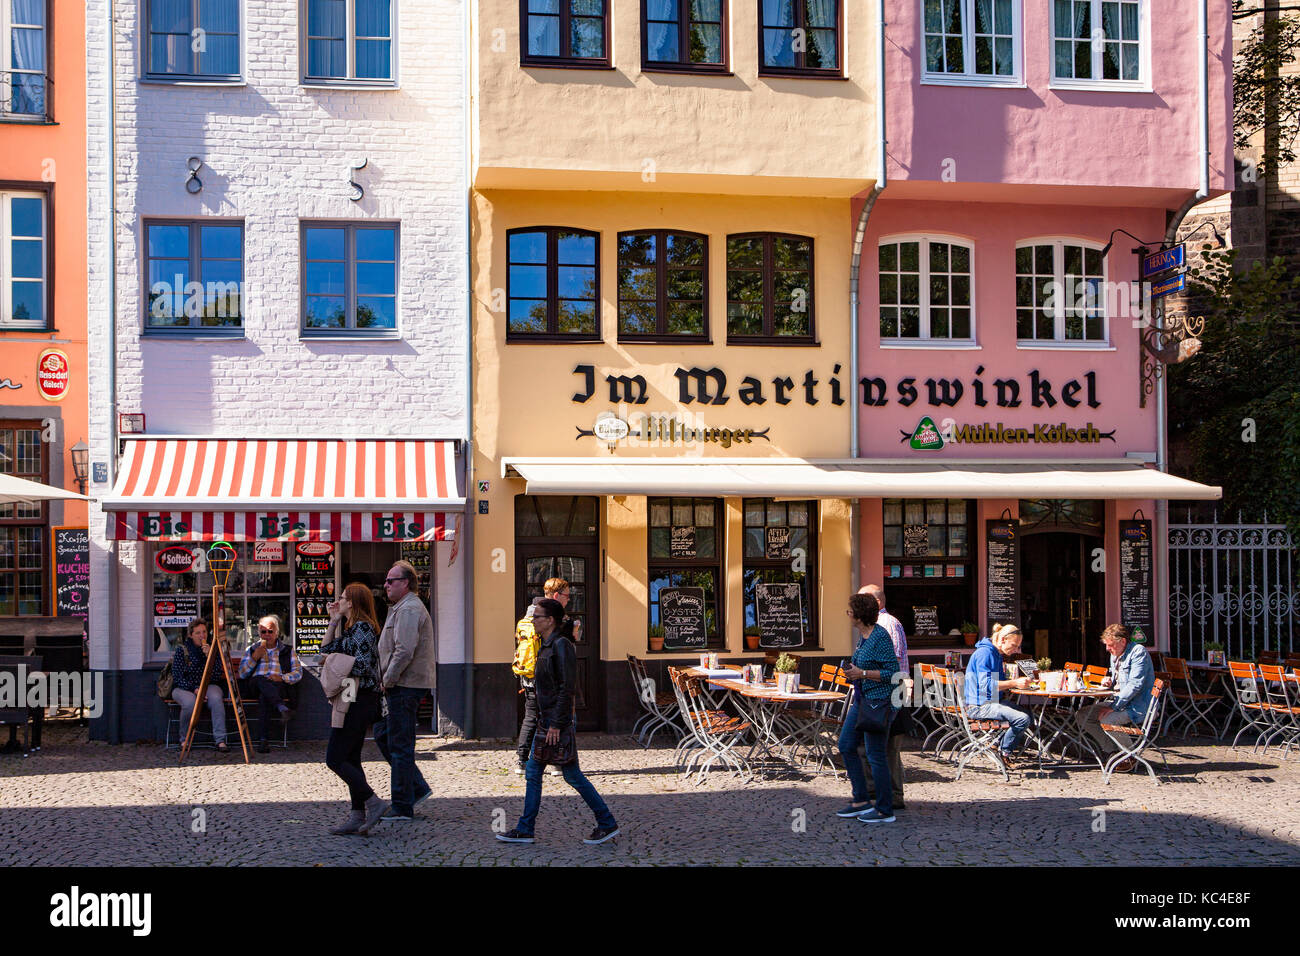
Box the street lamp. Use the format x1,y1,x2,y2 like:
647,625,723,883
70,440,88,494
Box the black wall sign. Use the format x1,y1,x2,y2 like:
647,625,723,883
670,526,697,560
985,519,1021,635
765,526,791,560
52,527,89,633
293,543,336,654
903,524,929,558
660,587,707,650
1118,520,1154,639
756,582,805,649
912,605,940,636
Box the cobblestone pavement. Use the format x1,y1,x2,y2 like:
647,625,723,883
2,721,1298,866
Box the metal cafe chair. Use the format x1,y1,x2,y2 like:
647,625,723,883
1100,679,1170,785
1257,665,1300,758
1226,661,1273,752
946,671,1011,783
1162,656,1222,739
925,666,966,762
667,668,751,783
626,655,682,748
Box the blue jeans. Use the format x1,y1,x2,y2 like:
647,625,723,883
970,701,1031,753
838,697,893,816
376,687,430,814
515,751,617,837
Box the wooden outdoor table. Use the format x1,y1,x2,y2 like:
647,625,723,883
705,676,846,772
1009,686,1113,768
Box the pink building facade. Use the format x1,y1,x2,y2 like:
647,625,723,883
855,0,1232,666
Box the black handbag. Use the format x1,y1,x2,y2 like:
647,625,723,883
854,698,894,734
532,725,577,766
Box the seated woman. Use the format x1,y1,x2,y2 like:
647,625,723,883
172,618,228,753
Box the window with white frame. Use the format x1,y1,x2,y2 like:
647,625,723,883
1015,240,1106,343
2,191,46,329
145,0,240,79
1052,0,1142,84
878,238,973,343
923,0,1019,82
303,0,394,83
4,0,46,116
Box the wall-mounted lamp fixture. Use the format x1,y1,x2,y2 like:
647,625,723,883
70,440,89,494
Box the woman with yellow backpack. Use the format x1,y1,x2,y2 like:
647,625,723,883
512,577,576,774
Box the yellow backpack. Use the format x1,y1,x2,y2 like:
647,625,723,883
512,615,539,680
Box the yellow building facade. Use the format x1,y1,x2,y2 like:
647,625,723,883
470,0,879,734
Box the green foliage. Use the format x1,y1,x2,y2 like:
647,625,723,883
773,652,799,673
1233,2,1300,173
1171,247,1300,533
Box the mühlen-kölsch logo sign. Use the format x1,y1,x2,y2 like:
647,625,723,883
903,418,1117,448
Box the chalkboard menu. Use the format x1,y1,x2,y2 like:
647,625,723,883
670,526,697,559
765,527,791,560
400,541,432,601
903,524,929,558
660,587,707,650
756,581,805,648
985,519,1020,635
52,527,89,633
912,605,940,636
293,542,336,654
1119,520,1154,638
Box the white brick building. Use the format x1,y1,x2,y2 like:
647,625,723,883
86,0,469,741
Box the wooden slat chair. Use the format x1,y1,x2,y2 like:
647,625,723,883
1100,678,1170,784
1083,665,1109,689
1226,661,1273,752
1162,656,1222,739
1257,650,1284,666
1146,650,1166,672
946,669,1011,782
924,665,964,760
1257,665,1300,758
666,667,750,782
0,655,42,755
626,655,682,748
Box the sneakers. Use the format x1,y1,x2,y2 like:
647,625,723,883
858,808,896,824
583,825,621,845
328,810,365,835
381,811,415,822
357,795,390,835
546,767,562,776
835,804,870,818
495,828,535,843
414,788,432,808
512,765,525,775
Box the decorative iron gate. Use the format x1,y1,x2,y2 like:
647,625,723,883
1168,515,1297,660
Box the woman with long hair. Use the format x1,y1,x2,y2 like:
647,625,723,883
321,581,387,834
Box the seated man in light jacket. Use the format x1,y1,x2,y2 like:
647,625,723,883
1075,624,1155,769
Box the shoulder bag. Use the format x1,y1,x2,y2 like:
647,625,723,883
531,725,577,766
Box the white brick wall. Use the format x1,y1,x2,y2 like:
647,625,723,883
87,1,468,676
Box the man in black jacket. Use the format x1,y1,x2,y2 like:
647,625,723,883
496,598,620,846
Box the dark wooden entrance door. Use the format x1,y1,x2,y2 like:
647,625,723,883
1020,532,1106,668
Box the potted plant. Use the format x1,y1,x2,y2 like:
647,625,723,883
744,625,762,651
773,653,800,693
1205,642,1225,667
1036,656,1063,691
648,624,665,652
960,620,979,647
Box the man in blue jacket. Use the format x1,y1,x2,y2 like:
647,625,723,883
965,624,1032,762
1075,624,1155,771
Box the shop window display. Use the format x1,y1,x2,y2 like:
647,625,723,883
881,497,975,638
648,497,722,648
742,499,816,647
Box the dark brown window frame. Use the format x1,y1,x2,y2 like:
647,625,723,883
756,0,844,78
639,0,730,74
742,497,819,649
616,229,710,343
725,231,816,345
506,226,602,342
0,419,50,617
0,181,54,333
519,0,612,69
648,496,726,652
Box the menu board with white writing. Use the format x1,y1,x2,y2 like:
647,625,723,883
756,582,805,649
660,587,707,650
53,527,90,633
670,526,697,559
293,542,336,654
985,520,1020,635
912,605,940,636
765,527,791,560
1119,520,1154,637
903,524,929,558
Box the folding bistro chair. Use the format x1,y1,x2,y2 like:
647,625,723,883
948,671,1011,782
1257,665,1300,758
626,655,682,747
925,666,965,761
1162,656,1222,739
1227,661,1274,752
667,667,751,782
1100,678,1169,784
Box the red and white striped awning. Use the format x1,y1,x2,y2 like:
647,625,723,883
102,439,464,542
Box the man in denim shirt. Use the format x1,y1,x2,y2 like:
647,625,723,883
1075,624,1155,770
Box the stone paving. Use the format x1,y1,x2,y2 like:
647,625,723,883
1,720,1298,866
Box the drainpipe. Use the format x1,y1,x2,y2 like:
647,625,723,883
1152,0,1211,651
461,0,475,738
847,0,889,600
105,0,122,744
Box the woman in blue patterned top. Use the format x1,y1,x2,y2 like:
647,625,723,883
171,618,229,753
836,592,899,824
320,581,384,835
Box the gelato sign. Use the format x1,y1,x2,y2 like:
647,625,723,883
903,418,1116,448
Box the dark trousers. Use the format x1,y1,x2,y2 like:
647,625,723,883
250,675,288,743
861,731,905,806
325,689,379,811
515,686,539,767
375,686,430,815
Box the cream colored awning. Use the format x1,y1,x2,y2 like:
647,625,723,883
500,458,1221,500
0,473,87,504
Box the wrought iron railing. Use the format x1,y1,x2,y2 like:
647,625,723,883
0,70,52,122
